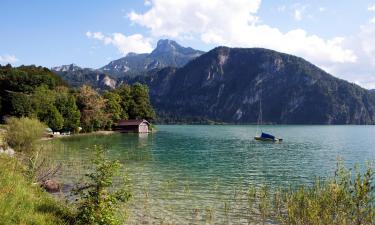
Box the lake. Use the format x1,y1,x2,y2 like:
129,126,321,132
45,125,375,224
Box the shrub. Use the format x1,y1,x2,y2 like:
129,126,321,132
5,117,46,152
74,145,131,225
263,161,375,224
230,162,374,224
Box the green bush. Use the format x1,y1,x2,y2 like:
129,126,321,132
74,145,131,225
5,117,46,152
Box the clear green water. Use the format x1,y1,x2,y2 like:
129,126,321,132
45,125,375,224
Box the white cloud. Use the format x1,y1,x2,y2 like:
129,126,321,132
324,18,375,89
128,0,356,68
0,54,18,64
368,3,375,11
128,0,262,38
86,31,152,55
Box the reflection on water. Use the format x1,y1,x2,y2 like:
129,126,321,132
43,125,375,224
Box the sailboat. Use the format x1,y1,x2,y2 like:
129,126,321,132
254,96,283,142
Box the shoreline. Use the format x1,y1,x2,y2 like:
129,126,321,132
41,130,116,141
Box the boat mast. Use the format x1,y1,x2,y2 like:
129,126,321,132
256,89,262,136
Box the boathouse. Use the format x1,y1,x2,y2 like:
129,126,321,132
114,119,150,133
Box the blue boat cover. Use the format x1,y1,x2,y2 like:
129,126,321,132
261,132,275,139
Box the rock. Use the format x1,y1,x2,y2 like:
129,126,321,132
0,147,15,157
4,147,15,156
42,179,60,193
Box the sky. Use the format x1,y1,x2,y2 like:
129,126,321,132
1,0,375,88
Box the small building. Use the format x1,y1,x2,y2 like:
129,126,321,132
114,119,151,133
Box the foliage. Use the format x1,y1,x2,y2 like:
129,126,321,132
9,91,33,117
115,84,132,120
0,154,74,225
0,65,156,132
31,85,63,130
114,83,155,121
5,117,46,152
76,85,108,132
55,86,81,131
0,64,66,94
74,145,131,225
0,66,79,131
273,162,375,225
103,91,123,128
128,83,155,120
238,161,375,224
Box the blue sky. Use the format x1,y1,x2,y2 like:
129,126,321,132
1,0,375,88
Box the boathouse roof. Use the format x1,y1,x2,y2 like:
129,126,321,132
117,119,150,126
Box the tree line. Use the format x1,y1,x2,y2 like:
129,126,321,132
0,65,155,132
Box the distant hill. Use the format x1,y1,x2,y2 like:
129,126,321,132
100,39,204,77
52,64,117,89
141,47,375,124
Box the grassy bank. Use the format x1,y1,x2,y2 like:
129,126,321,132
0,155,73,225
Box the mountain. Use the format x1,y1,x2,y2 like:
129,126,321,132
140,47,375,124
100,39,205,77
52,40,204,88
52,64,117,89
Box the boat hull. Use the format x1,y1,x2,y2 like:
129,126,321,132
254,136,283,142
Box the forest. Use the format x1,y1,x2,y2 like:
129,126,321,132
0,64,155,132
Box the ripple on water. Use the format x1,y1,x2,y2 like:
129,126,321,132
43,125,375,224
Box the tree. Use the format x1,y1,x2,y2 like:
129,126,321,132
115,84,132,120
41,107,64,131
32,85,64,131
9,92,33,117
77,85,108,132
103,91,123,128
128,83,155,120
55,86,81,131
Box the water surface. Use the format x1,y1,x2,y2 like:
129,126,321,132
45,125,375,223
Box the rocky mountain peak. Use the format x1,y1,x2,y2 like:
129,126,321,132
100,39,205,77
52,63,81,72
152,39,179,53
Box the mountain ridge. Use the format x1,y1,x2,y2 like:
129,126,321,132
51,39,204,89
51,41,375,124
141,46,375,124
99,39,204,77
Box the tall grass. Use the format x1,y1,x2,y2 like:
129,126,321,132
272,161,374,225
0,155,74,225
